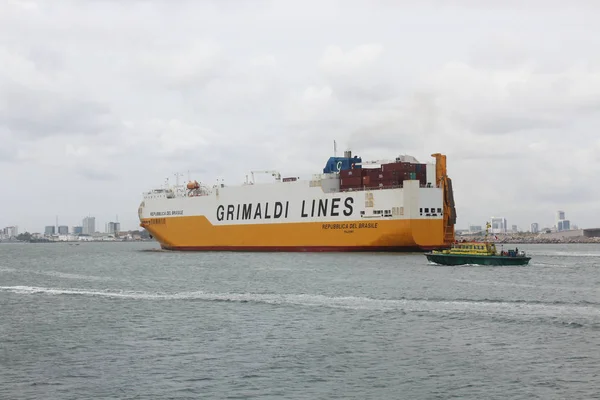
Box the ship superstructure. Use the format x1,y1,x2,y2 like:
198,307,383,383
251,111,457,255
138,150,456,251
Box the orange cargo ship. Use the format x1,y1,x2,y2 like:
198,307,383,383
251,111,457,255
138,150,456,251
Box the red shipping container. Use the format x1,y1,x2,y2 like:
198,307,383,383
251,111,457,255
381,171,396,180
381,163,402,172
340,177,362,186
396,164,416,173
365,170,394,180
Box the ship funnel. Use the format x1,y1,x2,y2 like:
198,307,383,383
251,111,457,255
344,150,352,158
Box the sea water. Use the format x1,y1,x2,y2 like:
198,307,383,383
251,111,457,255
0,242,598,399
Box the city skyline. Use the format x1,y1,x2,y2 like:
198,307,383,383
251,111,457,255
35,215,121,236
463,209,580,233
4,206,588,236
2,2,600,231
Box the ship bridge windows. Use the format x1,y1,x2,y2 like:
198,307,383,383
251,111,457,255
370,209,393,217
392,206,404,216
360,209,393,218
420,207,443,217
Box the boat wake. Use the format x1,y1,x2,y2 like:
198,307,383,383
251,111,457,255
537,251,600,258
451,278,597,292
1,285,598,328
2,269,113,281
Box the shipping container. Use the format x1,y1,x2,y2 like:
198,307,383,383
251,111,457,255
381,163,401,172
415,164,427,173
382,171,397,180
340,169,355,178
340,177,362,186
365,170,395,180
383,163,417,173
363,168,380,176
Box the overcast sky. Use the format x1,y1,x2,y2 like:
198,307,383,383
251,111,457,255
2,0,600,233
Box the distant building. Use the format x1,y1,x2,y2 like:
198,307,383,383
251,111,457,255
556,210,568,231
530,223,539,233
58,225,69,235
2,226,18,238
561,220,571,231
555,210,573,232
83,217,95,235
490,217,507,234
73,226,83,235
511,225,518,233
106,222,121,235
45,226,56,235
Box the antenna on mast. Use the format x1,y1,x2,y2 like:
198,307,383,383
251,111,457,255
174,172,183,187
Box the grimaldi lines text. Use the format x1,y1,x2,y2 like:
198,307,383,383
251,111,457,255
138,151,456,251
215,197,355,222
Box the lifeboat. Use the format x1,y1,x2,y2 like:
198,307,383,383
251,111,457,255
187,180,200,190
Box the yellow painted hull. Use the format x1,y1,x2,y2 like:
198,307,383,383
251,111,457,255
141,216,447,252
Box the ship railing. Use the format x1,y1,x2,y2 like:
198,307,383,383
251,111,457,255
339,184,403,192
338,183,439,192
187,192,210,197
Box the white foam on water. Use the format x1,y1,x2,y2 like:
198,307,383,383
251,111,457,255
1,286,598,324
29,270,113,281
451,278,597,292
538,251,600,258
3,268,113,281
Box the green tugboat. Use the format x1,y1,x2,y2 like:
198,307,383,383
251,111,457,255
425,222,531,266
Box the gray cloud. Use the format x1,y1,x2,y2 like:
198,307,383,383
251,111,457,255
1,85,116,138
78,167,119,182
2,0,600,232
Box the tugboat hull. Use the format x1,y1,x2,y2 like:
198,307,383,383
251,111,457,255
425,253,531,266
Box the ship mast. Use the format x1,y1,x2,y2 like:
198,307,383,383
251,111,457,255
174,172,183,187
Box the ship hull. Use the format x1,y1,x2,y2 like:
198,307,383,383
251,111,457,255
425,253,531,266
161,245,425,252
139,152,456,252
142,215,446,252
